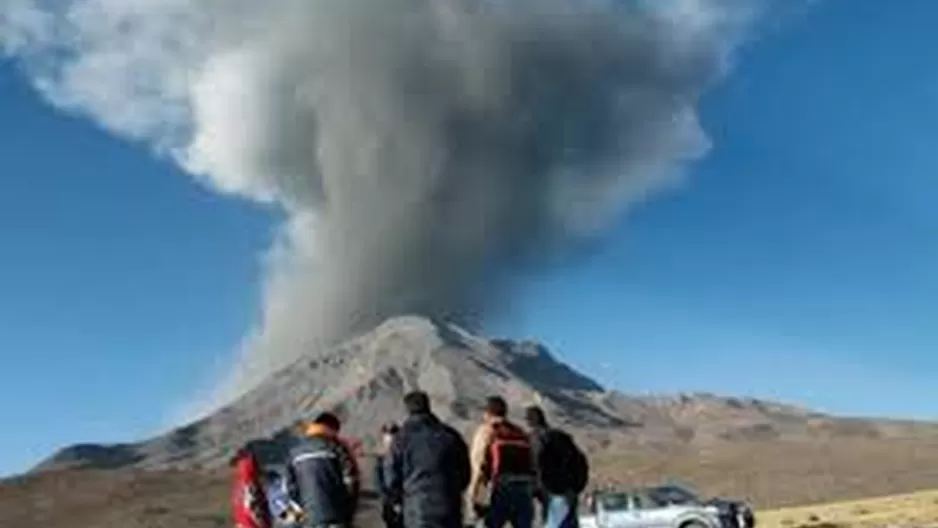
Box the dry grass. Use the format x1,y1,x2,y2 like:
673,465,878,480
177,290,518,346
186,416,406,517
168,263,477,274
0,463,382,528
0,468,232,528
759,489,938,528
590,437,938,508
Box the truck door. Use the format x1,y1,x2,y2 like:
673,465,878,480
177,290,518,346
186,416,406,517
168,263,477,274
631,491,674,528
597,492,637,528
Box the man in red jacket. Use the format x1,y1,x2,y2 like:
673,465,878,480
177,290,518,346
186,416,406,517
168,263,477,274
231,440,274,528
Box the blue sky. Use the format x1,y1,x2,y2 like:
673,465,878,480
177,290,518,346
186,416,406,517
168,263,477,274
1,0,937,476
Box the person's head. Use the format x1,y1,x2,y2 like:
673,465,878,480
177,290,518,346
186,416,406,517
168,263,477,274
381,422,399,449
228,447,248,467
313,411,342,433
381,422,400,436
524,405,547,429
483,395,508,422
403,391,431,415
229,439,263,466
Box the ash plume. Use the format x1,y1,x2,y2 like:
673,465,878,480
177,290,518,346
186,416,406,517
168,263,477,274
2,0,771,418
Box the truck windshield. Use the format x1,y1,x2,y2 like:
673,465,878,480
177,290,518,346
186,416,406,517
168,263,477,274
599,492,631,511
647,486,699,506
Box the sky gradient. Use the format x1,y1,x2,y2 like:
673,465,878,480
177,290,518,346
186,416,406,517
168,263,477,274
1,0,937,476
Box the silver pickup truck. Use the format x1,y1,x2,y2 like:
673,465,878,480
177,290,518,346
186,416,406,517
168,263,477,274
579,488,726,528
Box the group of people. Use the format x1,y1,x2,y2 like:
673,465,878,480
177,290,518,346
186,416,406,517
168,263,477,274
231,391,590,528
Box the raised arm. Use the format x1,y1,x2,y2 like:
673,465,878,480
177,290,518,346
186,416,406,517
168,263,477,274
467,424,493,506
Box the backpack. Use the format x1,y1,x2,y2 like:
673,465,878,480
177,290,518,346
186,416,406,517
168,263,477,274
538,429,589,494
486,421,535,481
568,441,589,493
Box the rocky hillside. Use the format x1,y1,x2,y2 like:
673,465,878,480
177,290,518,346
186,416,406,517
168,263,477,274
33,316,938,474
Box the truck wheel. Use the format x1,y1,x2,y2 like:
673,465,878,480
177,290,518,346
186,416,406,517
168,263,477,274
679,520,710,528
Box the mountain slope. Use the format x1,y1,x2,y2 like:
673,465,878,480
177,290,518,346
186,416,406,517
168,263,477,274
33,316,938,475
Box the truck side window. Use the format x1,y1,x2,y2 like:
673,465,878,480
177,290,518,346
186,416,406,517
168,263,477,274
600,492,630,512
631,492,652,511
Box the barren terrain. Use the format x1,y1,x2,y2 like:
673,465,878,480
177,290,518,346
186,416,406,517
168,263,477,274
9,438,938,528
5,317,938,527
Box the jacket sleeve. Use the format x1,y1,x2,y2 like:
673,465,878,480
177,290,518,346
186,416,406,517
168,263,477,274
284,450,301,504
453,429,472,493
529,430,544,494
467,424,493,505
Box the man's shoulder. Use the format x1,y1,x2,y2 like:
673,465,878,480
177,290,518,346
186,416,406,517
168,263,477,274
397,417,425,437
398,418,465,446
541,428,579,456
547,426,571,438
394,417,430,444
438,422,467,444
471,421,494,438
401,416,454,435
542,427,573,444
289,433,342,454
469,422,497,450
491,419,527,438
286,434,311,451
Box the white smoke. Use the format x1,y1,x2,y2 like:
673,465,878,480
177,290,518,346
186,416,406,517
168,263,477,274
1,0,773,418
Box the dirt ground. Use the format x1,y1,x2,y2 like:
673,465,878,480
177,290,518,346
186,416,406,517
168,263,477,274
9,438,938,528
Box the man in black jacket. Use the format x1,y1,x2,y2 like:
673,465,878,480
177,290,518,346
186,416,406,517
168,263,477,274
384,391,471,528
285,412,361,528
524,406,587,528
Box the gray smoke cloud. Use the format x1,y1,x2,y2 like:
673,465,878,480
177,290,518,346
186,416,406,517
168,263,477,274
1,0,771,419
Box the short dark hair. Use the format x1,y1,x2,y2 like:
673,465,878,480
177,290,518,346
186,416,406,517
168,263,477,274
524,405,547,427
228,447,249,467
313,411,342,432
403,391,431,414
485,395,508,418
228,439,263,466
381,422,400,435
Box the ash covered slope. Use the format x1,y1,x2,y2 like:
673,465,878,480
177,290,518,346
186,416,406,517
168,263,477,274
36,316,612,472
34,316,938,474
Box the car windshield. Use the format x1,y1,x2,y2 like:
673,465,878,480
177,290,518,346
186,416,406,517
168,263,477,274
598,492,631,511
647,485,700,506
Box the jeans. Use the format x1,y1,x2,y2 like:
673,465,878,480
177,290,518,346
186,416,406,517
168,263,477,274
486,481,534,528
542,494,579,528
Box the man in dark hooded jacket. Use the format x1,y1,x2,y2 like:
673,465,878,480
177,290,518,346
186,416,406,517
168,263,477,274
284,412,361,528
384,391,471,528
